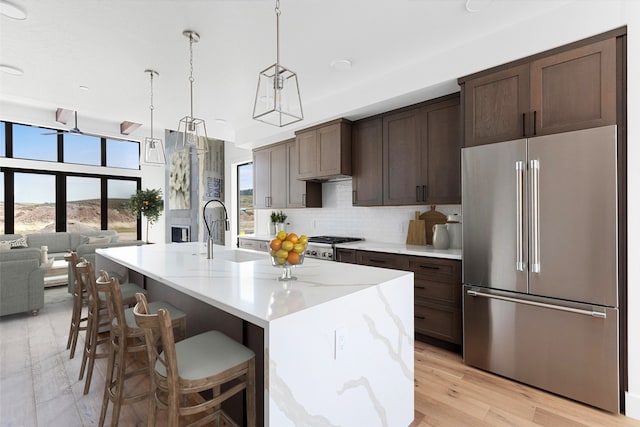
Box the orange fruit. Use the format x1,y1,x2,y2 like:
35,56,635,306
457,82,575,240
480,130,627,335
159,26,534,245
285,233,299,243
270,239,282,251
287,251,300,265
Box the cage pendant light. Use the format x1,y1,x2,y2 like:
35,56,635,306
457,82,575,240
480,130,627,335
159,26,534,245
176,30,208,153
252,0,303,127
143,69,166,164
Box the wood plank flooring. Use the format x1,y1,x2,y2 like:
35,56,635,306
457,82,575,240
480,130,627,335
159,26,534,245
1,286,639,426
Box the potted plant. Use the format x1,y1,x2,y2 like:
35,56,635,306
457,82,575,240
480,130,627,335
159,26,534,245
270,210,287,235
129,188,164,243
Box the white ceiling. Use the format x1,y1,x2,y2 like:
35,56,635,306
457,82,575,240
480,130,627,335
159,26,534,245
0,0,580,148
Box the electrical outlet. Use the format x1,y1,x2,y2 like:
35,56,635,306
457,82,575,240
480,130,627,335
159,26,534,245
334,327,348,360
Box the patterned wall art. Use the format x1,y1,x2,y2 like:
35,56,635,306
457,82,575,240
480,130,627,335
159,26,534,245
169,149,191,210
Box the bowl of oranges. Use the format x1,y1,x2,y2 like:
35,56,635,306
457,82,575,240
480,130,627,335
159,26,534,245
269,231,308,281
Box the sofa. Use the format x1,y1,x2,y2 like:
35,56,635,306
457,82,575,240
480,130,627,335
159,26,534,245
0,231,144,316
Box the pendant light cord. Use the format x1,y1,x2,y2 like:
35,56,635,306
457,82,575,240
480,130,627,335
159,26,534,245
149,71,155,140
189,33,195,121
274,0,281,88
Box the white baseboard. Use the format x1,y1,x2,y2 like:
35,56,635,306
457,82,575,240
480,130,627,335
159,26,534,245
626,391,640,420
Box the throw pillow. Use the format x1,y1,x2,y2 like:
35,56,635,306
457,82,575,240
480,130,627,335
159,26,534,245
87,236,111,244
0,241,11,251
10,235,28,249
110,235,119,243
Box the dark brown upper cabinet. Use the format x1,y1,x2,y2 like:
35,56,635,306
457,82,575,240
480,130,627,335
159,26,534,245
382,93,462,206
460,36,617,147
295,119,352,181
253,140,321,209
352,117,383,206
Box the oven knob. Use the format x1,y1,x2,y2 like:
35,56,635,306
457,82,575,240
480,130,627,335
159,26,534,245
327,252,333,259
311,250,317,256
305,250,311,256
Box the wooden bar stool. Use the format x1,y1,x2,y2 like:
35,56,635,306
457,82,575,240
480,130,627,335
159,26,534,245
133,293,257,427
64,251,88,359
77,259,148,395
97,273,187,427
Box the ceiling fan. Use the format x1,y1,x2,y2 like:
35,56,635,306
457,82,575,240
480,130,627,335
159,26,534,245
42,109,84,136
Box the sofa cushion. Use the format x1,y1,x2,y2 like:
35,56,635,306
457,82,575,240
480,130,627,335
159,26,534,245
26,232,71,254
0,241,10,251
0,234,23,242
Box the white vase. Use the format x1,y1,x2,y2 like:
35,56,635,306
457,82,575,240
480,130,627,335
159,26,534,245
276,222,286,233
432,224,450,250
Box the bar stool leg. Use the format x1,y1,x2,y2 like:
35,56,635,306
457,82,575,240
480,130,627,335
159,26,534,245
99,333,117,427
79,304,95,381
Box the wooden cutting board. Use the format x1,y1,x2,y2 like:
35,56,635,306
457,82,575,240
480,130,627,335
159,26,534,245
420,205,447,245
406,211,426,245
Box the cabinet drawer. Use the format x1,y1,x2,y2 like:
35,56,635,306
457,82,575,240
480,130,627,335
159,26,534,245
356,251,409,270
238,239,268,252
335,248,357,264
414,278,461,308
409,257,460,283
414,302,461,344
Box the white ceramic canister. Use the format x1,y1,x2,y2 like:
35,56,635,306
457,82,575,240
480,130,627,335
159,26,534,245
446,214,462,249
432,224,450,249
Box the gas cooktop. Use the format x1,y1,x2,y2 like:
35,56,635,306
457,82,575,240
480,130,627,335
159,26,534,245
308,236,363,245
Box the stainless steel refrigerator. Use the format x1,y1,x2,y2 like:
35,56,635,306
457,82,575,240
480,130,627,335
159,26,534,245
462,125,619,413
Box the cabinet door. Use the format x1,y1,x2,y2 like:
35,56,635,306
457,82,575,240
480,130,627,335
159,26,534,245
317,123,345,177
352,117,383,206
253,149,271,209
530,38,616,136
286,140,306,207
356,251,409,270
463,64,530,147
296,130,317,179
422,98,462,204
383,108,422,205
268,143,288,208
335,248,357,264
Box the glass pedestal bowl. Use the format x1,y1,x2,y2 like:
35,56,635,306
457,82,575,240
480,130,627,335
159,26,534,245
270,246,306,281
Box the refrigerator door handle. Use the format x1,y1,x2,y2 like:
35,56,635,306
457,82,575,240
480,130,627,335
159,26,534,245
466,289,607,318
530,159,541,273
516,161,526,271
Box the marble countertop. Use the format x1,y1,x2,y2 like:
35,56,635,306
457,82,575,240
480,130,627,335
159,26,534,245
238,235,461,260
96,242,412,328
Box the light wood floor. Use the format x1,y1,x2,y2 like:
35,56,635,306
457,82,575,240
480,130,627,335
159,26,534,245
1,287,639,427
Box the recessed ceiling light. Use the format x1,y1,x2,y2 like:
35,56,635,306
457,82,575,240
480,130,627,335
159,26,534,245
215,118,227,125
0,0,27,20
330,59,352,71
465,0,493,13
79,85,89,91
0,64,23,75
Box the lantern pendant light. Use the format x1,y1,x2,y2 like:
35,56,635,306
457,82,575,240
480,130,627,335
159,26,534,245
252,0,303,127
143,69,166,164
176,30,208,153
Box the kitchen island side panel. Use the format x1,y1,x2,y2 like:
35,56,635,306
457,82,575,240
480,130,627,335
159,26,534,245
268,274,414,427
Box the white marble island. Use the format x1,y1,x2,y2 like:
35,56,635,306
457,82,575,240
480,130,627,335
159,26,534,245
96,242,414,427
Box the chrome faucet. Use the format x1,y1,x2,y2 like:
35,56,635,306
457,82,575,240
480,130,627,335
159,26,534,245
202,199,230,259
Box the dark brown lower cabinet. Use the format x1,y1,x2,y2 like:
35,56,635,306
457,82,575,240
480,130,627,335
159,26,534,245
336,249,462,350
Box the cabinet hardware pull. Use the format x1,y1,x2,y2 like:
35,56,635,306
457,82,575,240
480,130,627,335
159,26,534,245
352,190,356,205
415,186,420,202
302,193,306,206
533,110,537,135
265,196,271,207
369,259,386,263
415,315,426,320
420,265,439,270
415,286,426,290
422,185,427,202
522,113,526,137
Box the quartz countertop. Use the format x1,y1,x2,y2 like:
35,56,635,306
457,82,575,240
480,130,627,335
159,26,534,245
96,242,413,328
239,234,462,260
334,240,462,260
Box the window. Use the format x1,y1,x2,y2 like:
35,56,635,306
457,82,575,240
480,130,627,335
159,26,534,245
14,172,56,234
108,179,138,241
237,162,254,235
12,123,58,162
64,134,101,165
1,122,5,157
0,172,4,234
67,176,101,232
106,139,139,169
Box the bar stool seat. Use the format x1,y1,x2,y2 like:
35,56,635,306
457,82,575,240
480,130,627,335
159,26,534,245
133,293,256,427
98,274,187,427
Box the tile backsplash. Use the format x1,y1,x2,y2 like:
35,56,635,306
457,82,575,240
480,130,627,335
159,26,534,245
255,180,461,244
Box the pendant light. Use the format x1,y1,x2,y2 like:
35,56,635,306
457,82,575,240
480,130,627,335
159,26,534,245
176,30,208,154
143,69,166,164
252,0,303,127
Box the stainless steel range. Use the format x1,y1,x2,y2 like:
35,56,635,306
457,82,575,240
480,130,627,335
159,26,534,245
306,236,363,261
